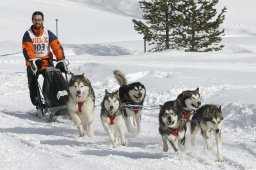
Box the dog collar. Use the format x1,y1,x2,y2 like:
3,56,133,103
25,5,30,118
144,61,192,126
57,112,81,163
124,104,143,114
132,106,141,114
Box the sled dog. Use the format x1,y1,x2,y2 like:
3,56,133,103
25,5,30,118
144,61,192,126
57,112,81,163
191,104,224,161
113,70,146,135
175,88,201,135
100,89,127,148
176,87,201,120
67,73,95,137
159,100,186,154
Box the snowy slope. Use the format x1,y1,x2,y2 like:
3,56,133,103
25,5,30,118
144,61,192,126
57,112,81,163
0,0,256,170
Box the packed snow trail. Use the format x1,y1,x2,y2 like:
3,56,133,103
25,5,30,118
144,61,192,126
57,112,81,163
0,52,255,170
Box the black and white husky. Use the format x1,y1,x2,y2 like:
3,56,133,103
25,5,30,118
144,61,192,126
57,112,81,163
191,104,224,162
100,90,127,148
113,70,146,135
176,88,201,120
67,74,95,137
176,88,201,135
159,100,186,154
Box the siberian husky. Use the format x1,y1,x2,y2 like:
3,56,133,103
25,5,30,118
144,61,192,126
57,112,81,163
67,73,95,137
100,89,127,148
191,104,224,161
176,88,201,120
176,88,201,135
113,70,146,135
159,100,186,154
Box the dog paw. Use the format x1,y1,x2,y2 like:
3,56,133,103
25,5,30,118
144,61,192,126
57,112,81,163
180,144,186,151
79,132,85,137
112,142,118,148
87,132,94,137
162,152,169,158
163,147,168,152
121,139,127,146
176,151,182,160
206,144,213,150
217,158,224,162
217,156,224,162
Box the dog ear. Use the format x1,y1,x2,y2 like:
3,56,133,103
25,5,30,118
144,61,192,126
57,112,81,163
218,105,222,112
173,101,177,108
159,105,163,108
114,90,119,96
105,89,109,94
182,91,187,97
70,72,75,77
195,87,199,94
82,74,92,86
69,74,76,83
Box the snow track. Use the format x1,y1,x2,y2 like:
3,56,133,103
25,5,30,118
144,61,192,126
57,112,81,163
0,53,255,169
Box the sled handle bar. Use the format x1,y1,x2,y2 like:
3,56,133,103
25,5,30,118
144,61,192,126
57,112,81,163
29,58,41,75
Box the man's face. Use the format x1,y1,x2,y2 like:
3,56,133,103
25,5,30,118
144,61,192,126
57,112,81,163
32,15,43,30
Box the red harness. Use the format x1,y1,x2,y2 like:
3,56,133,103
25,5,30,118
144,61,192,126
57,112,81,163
106,112,117,125
183,112,191,120
133,107,140,114
171,129,179,136
77,102,84,112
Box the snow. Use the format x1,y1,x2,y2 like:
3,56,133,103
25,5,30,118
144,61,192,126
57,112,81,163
0,0,256,169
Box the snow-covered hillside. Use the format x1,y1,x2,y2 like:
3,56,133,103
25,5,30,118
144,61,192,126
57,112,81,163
0,0,255,170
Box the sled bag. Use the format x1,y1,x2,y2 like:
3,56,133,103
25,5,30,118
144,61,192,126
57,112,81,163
43,67,69,108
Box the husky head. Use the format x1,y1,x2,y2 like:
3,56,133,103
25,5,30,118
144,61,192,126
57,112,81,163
127,82,146,103
68,73,93,102
202,105,224,133
102,89,120,115
176,88,201,110
159,101,180,128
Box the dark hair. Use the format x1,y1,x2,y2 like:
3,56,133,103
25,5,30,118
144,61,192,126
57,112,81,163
32,11,44,20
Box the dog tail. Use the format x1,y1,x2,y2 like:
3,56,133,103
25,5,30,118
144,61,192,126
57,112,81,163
113,70,127,86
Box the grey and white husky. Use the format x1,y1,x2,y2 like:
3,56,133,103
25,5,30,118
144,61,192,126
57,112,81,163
100,89,127,148
67,73,95,137
191,104,224,161
113,70,146,135
159,100,186,154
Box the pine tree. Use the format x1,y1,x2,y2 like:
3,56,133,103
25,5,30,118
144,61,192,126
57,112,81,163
174,0,227,52
133,0,180,52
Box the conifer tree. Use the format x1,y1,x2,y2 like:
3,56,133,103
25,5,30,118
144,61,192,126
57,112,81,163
133,0,226,52
174,0,227,52
133,0,180,51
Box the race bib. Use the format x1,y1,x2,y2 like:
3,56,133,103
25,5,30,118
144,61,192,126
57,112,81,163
28,29,50,57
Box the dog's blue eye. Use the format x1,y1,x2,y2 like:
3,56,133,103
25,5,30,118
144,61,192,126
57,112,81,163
74,86,77,88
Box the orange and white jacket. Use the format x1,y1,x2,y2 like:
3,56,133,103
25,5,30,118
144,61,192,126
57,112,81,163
22,26,65,70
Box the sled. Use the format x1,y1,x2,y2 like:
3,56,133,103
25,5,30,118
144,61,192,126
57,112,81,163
35,66,69,121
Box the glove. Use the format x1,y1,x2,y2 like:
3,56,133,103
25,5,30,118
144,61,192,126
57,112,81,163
56,60,68,73
29,58,43,75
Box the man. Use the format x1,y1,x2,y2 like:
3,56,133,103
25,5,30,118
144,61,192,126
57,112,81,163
22,11,67,109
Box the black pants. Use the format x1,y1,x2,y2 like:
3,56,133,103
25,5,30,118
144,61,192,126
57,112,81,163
27,67,45,106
